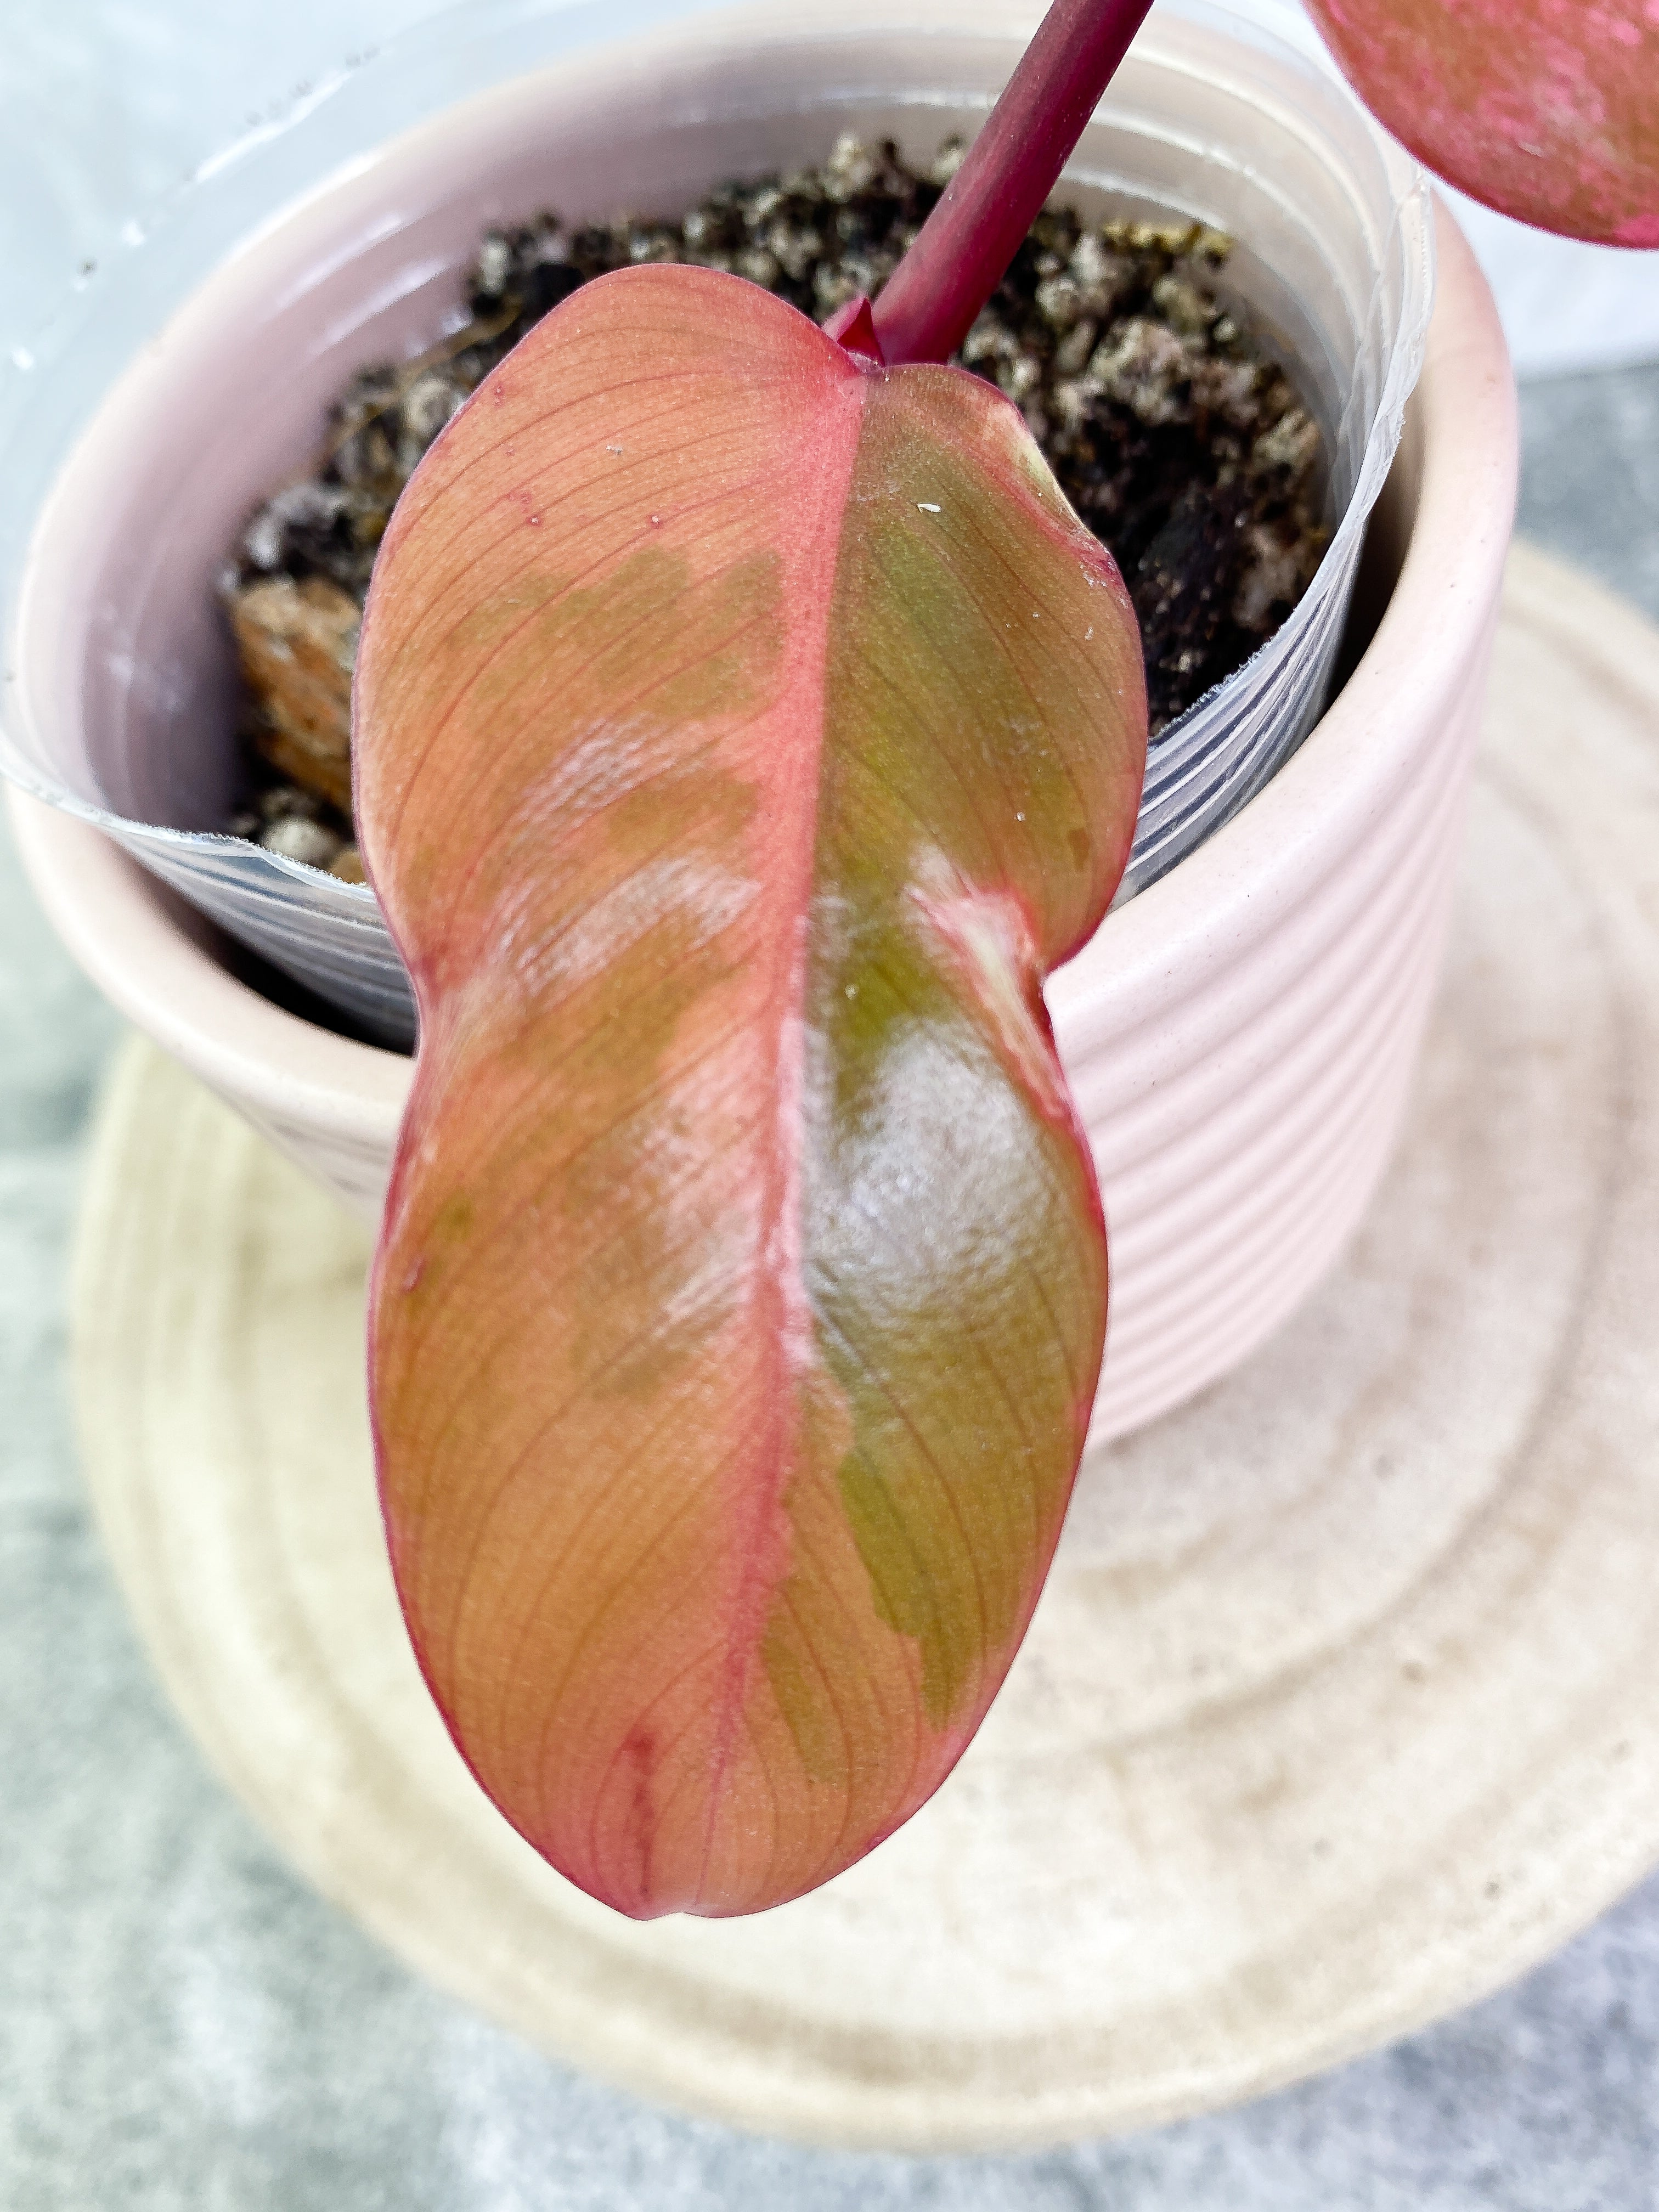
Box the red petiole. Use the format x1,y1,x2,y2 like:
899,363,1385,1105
869,0,1158,366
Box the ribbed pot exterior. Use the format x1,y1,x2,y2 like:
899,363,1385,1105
1052,207,1514,1437
1068,646,1496,1442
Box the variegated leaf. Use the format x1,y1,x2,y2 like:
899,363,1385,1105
354,266,1146,1917
1307,0,1658,245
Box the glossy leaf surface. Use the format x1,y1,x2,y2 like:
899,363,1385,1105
354,266,1146,1917
1306,0,1658,245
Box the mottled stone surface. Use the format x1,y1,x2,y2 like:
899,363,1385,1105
5,2,1659,2204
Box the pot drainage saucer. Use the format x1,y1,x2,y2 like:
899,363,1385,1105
68,542,1659,2153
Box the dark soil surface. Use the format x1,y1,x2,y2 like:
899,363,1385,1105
224,133,1327,874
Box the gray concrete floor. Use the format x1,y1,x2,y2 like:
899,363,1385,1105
4,0,1659,2193
1520,364,1659,624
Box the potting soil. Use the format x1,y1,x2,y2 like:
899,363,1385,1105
223,132,1327,875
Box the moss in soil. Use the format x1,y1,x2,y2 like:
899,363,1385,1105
224,132,1327,873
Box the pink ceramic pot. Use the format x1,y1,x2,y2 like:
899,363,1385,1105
4,0,1517,1443
9,198,1515,1444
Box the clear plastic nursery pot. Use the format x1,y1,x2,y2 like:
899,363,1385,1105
0,0,1434,1049
7,211,1517,1457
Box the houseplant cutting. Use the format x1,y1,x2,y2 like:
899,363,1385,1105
3,0,1654,1920
342,0,1655,1918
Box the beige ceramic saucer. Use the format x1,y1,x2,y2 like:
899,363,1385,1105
70,543,1659,2153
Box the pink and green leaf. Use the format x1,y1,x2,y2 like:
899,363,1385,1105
354,266,1146,1917
1306,0,1659,247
